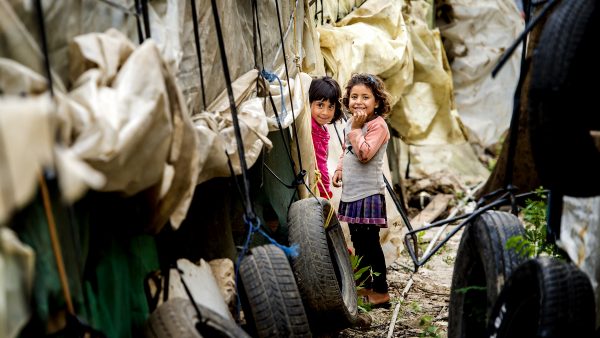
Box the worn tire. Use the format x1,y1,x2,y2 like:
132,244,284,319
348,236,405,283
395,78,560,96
287,197,357,331
487,257,595,338
528,0,600,197
144,297,249,338
448,211,527,338
239,244,311,338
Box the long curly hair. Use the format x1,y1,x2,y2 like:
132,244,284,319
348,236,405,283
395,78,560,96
342,73,392,119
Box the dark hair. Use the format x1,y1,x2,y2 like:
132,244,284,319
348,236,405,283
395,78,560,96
342,73,391,118
309,76,343,124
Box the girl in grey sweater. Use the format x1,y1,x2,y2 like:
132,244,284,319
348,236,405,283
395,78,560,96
332,73,392,307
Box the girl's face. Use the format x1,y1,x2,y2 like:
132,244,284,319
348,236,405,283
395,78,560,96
311,99,336,126
348,84,377,118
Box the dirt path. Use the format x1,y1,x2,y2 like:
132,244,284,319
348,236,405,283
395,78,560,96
338,225,463,338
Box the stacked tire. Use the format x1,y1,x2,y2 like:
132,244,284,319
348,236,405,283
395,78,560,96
287,197,358,332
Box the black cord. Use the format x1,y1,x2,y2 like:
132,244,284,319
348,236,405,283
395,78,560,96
274,0,304,174
141,0,151,39
190,0,207,110
210,0,255,219
34,0,53,97
133,0,144,43
252,0,266,70
226,151,248,213
254,0,305,192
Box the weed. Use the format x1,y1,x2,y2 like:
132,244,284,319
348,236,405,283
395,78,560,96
350,254,379,312
442,255,455,265
409,301,422,313
418,315,442,337
454,285,486,294
505,187,565,259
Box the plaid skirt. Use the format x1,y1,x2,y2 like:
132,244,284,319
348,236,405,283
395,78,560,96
337,194,387,227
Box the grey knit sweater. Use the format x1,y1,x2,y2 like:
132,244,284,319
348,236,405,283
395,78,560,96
339,116,389,202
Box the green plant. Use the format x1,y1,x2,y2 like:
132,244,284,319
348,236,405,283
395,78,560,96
506,187,565,258
350,254,380,312
454,285,486,294
418,315,442,337
442,254,455,265
409,301,422,313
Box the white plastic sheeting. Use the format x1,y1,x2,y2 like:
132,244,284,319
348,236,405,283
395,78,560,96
318,0,468,146
0,94,55,225
557,196,600,328
437,0,524,147
0,228,35,338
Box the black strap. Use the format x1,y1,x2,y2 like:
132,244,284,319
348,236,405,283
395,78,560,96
210,0,255,219
190,0,207,110
274,0,304,174
140,0,151,39
34,0,54,97
133,0,144,43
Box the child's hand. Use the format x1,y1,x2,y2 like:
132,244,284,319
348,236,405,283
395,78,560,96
351,109,367,129
332,170,343,187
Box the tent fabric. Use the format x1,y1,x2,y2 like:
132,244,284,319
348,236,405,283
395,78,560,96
0,0,302,220
318,0,468,146
437,0,524,147
11,189,159,338
63,29,200,232
0,0,527,333
0,92,54,225
0,26,200,232
558,196,600,327
0,228,35,338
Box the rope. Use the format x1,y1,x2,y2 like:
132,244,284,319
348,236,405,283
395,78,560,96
292,0,302,72
253,3,309,197
190,0,207,110
211,0,254,218
38,173,75,315
211,0,300,321
252,0,266,69
274,0,304,174
34,0,53,97
133,0,144,43
253,0,297,178
324,203,335,229
141,0,151,39
261,70,288,123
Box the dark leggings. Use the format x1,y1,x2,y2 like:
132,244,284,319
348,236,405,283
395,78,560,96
349,223,388,293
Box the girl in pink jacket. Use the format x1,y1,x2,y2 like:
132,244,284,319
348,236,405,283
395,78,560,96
309,76,343,198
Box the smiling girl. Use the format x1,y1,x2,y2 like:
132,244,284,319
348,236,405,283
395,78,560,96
332,73,392,307
309,76,343,198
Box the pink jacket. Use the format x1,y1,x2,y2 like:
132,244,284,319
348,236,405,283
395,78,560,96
312,118,332,198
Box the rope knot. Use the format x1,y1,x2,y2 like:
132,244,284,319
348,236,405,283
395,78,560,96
293,170,307,186
243,214,262,233
260,69,288,122
260,69,278,83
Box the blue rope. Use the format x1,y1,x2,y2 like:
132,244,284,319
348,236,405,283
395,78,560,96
261,69,288,123
257,228,299,258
